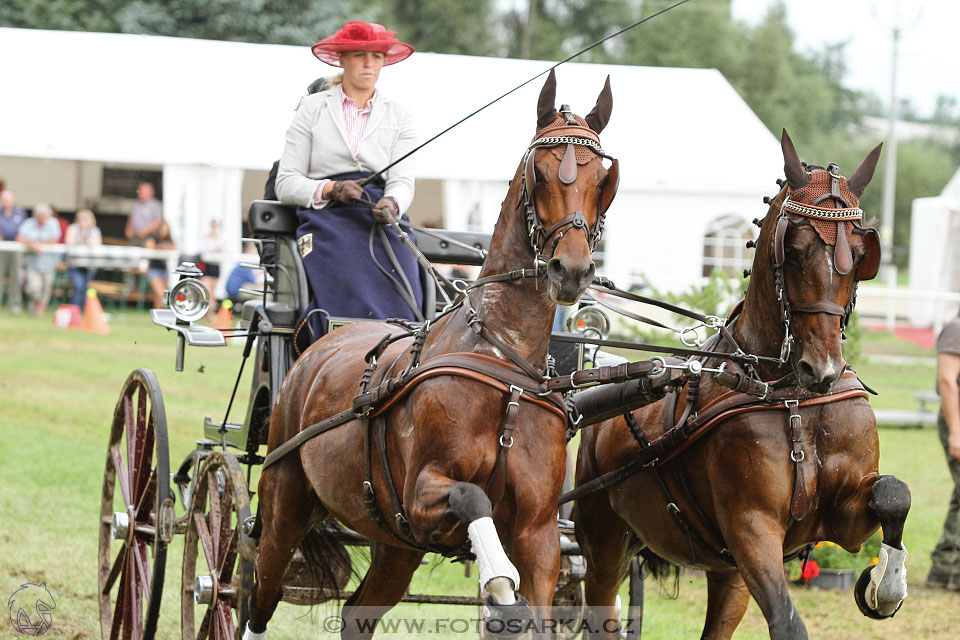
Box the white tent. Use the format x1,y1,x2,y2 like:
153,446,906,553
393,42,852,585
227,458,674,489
909,168,960,326
0,27,784,289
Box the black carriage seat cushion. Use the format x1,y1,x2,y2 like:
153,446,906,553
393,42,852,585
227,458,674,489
248,200,300,237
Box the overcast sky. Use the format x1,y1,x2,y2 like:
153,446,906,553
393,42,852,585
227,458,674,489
730,0,958,117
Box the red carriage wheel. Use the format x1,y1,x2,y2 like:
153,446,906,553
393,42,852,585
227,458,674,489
98,369,174,640
181,451,255,640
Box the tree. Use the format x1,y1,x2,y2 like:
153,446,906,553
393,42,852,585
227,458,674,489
372,0,499,57
115,0,365,46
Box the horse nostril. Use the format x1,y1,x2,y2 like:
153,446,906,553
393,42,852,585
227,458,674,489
547,258,566,284
797,359,816,385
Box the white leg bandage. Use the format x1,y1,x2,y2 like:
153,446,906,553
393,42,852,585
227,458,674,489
867,542,908,616
468,517,520,604
242,622,266,640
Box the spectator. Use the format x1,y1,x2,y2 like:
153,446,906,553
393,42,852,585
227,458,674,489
197,218,223,319
125,182,163,244
64,208,102,310
51,207,69,243
144,220,176,309
224,242,264,305
0,189,28,314
16,203,62,316
928,312,960,591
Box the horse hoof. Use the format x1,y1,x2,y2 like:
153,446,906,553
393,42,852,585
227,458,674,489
481,592,533,639
854,566,903,620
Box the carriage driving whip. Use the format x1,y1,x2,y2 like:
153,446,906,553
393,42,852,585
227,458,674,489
358,0,693,187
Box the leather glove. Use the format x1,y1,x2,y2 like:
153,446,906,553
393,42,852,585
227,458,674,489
329,179,364,204
373,196,399,224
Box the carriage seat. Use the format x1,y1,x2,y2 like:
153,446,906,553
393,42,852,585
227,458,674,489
248,200,299,236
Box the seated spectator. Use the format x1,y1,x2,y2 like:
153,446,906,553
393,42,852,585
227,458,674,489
64,209,102,310
224,243,264,305
0,189,28,314
144,220,176,309
16,203,62,316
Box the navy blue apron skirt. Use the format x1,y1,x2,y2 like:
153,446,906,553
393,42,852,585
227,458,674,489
294,172,424,353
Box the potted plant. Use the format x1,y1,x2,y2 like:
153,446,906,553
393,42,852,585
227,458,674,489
787,530,883,591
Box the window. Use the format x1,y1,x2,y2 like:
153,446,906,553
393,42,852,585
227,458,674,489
702,215,755,278
101,167,163,199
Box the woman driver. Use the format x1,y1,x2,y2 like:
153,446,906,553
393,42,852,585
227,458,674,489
275,21,423,351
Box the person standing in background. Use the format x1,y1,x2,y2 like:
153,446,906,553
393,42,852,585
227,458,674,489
16,203,62,316
64,208,102,310
928,313,960,591
0,189,27,314
144,220,176,309
125,182,162,243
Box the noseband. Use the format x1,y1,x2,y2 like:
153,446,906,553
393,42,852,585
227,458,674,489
519,115,619,261
771,165,881,364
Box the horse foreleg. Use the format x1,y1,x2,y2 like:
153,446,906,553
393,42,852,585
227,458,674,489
245,463,318,639
340,542,424,639
573,496,633,640
444,481,534,637
702,570,750,640
507,520,563,640
725,524,807,640
855,474,911,619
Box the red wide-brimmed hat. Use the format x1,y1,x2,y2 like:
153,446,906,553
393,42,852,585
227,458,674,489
312,21,414,67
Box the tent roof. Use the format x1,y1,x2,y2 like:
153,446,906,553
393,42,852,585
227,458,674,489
0,27,781,192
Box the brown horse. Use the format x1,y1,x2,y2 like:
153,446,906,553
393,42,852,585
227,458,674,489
573,131,910,640
244,70,617,639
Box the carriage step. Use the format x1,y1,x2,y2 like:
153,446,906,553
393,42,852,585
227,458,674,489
203,416,244,431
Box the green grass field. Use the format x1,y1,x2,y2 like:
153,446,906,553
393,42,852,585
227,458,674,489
0,310,956,639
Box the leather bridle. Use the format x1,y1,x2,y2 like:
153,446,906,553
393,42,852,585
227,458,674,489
770,166,881,364
519,120,618,260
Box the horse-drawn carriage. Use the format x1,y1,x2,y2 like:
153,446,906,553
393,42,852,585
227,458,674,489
98,72,910,640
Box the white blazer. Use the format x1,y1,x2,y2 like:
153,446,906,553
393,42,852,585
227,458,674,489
275,89,418,213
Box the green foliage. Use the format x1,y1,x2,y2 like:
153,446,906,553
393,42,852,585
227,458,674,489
375,0,499,56
810,530,882,570
619,269,746,343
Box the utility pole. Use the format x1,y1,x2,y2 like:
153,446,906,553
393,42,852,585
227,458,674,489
878,0,902,268
520,0,535,59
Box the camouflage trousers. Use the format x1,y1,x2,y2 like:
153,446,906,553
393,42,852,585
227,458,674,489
931,412,960,575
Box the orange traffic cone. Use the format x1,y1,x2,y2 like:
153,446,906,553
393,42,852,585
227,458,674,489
211,299,234,332
82,288,110,335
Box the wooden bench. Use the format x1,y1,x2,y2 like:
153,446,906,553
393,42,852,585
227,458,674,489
873,390,939,428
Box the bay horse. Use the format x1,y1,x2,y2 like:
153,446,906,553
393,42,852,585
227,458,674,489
573,131,910,639
244,70,618,639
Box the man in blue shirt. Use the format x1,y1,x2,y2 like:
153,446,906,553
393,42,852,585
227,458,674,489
0,189,28,314
16,203,62,316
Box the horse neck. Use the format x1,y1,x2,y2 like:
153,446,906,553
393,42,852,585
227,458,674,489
733,188,791,380
470,168,556,361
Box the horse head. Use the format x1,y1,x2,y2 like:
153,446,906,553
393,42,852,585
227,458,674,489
520,69,617,304
754,130,882,393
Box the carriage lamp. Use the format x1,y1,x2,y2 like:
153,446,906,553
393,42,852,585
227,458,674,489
566,303,611,339
165,262,210,323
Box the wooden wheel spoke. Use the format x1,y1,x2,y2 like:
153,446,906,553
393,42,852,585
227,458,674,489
197,605,214,639
133,413,156,503
218,525,240,584
135,469,158,523
110,445,132,511
133,541,151,604
109,561,127,640
216,601,234,639
102,547,127,595
129,547,143,639
194,512,218,577
207,468,222,563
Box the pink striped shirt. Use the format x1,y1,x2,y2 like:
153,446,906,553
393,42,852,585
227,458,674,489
312,86,377,207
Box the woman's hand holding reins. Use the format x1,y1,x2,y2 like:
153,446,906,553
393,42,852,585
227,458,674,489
329,179,364,204
373,196,399,223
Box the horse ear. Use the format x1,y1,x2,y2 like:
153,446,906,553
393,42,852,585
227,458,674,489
781,129,809,189
537,69,558,129
585,75,613,134
847,142,883,197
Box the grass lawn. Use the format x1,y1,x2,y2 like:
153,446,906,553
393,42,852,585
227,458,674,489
0,311,956,638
